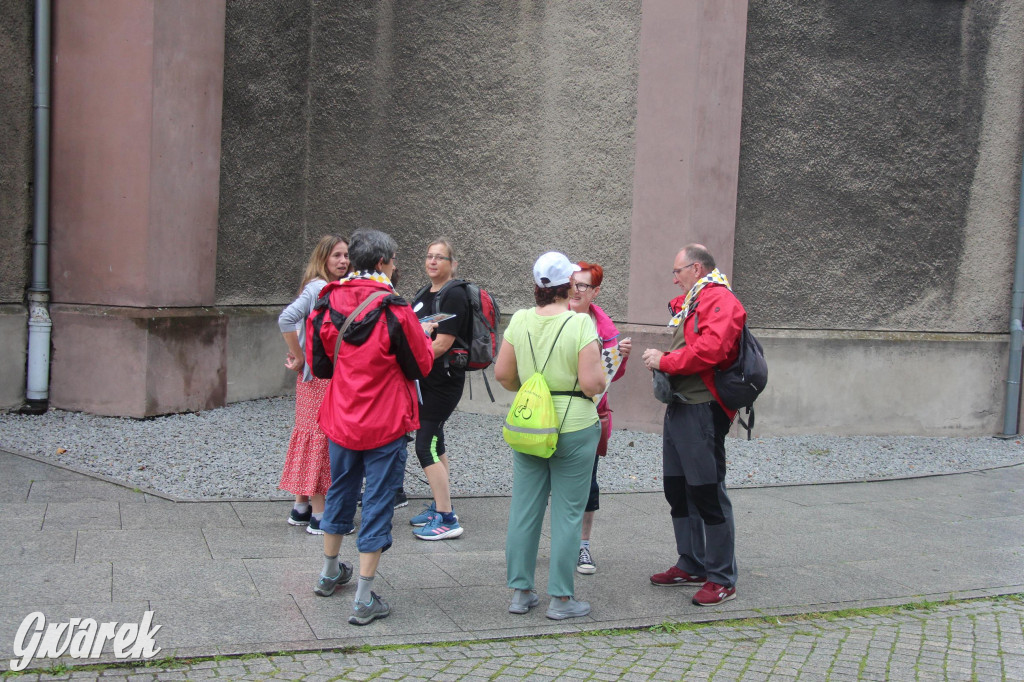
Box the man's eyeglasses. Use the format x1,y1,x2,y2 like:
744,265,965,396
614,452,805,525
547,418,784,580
425,254,452,262
572,282,596,293
672,262,697,276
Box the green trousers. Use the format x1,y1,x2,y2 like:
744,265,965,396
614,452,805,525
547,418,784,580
505,421,601,598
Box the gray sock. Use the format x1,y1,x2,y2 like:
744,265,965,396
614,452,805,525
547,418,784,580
312,511,323,521
321,554,340,578
354,575,374,604
294,502,310,513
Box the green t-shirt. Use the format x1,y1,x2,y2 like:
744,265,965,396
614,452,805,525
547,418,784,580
503,309,599,433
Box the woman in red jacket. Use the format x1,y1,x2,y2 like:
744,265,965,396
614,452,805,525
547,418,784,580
305,229,437,626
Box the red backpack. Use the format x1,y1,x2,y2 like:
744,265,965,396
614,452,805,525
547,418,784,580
415,279,501,399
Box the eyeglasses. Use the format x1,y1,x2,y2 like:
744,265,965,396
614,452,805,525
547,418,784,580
425,254,452,262
572,282,596,293
672,263,697,276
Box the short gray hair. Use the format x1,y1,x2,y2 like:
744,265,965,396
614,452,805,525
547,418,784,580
349,229,397,272
683,244,716,272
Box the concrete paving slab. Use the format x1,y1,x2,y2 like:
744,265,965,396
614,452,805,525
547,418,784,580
42,501,122,530
0,528,78,565
952,489,1024,519
112,559,258,601
148,596,314,651
0,502,46,531
75,529,212,563
376,554,462,589
0,601,153,661
242,557,352,599
0,562,111,606
0,452,89,481
427,584,593,635
201,525,330,560
27,480,148,503
417,550,507,588
296,588,462,639
232,500,322,528
119,501,242,529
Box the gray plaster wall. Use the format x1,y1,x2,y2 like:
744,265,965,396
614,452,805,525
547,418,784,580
216,1,641,317
734,0,1024,333
0,2,32,305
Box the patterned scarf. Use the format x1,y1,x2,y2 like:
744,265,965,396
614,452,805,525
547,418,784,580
668,268,731,328
340,270,395,289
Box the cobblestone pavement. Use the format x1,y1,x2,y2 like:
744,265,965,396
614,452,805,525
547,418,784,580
12,596,1022,681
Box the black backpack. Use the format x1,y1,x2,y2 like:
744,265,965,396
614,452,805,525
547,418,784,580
714,324,767,439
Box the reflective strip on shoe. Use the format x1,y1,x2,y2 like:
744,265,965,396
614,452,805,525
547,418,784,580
413,517,464,541
692,581,737,606
348,592,391,625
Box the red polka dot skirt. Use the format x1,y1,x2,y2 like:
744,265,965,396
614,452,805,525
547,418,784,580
278,375,332,497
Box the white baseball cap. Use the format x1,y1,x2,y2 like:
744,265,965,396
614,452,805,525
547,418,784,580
533,251,581,288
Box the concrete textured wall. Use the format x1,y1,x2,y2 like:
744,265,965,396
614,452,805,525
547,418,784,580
0,2,32,305
734,0,1024,333
217,1,642,318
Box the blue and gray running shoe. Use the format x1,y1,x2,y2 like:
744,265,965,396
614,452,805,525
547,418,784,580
348,592,391,625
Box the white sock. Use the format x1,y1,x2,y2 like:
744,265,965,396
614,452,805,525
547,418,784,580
312,511,323,521
294,502,310,513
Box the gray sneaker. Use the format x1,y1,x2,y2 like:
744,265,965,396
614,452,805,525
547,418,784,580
349,592,391,625
313,562,353,597
508,589,540,614
546,596,591,620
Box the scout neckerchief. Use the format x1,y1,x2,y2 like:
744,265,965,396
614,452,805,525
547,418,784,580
668,268,731,328
340,270,395,289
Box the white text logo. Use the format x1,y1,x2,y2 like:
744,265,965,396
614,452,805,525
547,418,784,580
10,611,162,672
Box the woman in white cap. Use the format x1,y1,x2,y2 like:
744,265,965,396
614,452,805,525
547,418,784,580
494,251,606,620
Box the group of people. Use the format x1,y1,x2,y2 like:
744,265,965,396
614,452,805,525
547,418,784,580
277,229,747,626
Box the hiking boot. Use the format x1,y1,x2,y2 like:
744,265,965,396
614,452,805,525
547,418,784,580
313,562,353,597
305,516,324,535
393,489,408,509
576,547,596,575
546,597,590,620
508,589,540,614
412,513,463,540
650,565,706,587
348,592,391,625
287,507,311,526
410,501,438,527
692,581,736,606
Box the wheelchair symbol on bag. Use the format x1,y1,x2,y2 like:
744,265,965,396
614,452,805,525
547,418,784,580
513,398,533,420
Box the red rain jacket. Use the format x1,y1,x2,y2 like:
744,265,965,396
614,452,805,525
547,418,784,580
660,283,746,419
307,278,434,450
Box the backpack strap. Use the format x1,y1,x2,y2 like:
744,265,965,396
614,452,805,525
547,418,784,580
333,290,389,366
537,314,574,373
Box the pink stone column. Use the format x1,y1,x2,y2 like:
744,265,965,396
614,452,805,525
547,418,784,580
626,0,748,325
618,0,749,432
48,0,227,417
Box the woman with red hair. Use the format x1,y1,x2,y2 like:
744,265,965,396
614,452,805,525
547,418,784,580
568,261,631,575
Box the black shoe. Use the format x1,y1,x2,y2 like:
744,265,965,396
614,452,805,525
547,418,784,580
394,489,408,509
287,507,311,526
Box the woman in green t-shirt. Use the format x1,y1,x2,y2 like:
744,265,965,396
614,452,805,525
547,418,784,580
494,251,606,620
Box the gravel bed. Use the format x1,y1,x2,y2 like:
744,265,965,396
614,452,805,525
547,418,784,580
1,397,1022,501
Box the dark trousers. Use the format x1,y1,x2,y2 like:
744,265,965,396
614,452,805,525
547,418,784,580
662,401,737,587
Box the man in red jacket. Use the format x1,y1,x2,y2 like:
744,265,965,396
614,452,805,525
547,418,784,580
305,229,437,625
641,244,745,607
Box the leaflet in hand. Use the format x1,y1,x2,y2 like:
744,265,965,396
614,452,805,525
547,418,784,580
419,313,456,324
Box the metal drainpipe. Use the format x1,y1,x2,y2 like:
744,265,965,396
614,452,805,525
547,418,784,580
22,0,52,415
1002,157,1024,436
